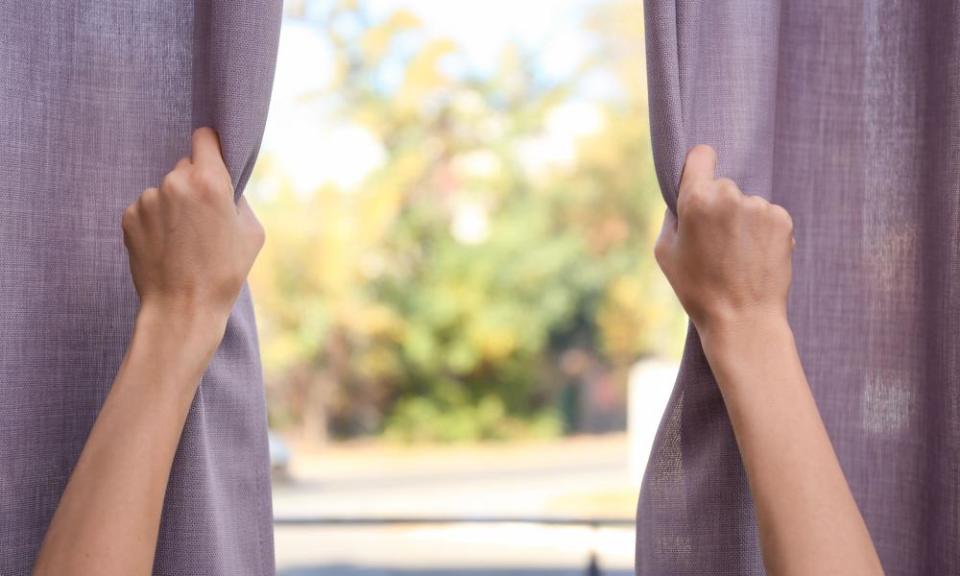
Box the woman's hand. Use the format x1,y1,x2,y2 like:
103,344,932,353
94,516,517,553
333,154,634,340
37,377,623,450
122,127,264,339
654,145,794,346
653,145,883,576
35,128,266,576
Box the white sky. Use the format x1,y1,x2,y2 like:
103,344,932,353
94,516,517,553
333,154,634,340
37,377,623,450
364,0,598,80
258,0,610,197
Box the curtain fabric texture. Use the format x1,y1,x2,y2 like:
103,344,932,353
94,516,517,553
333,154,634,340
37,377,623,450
0,2,282,574
638,1,959,575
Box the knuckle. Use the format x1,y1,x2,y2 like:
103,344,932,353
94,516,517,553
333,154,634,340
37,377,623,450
714,177,740,195
140,186,159,206
161,171,186,194
653,241,672,273
192,167,225,193
121,203,137,230
714,180,744,210
743,194,768,212
771,204,794,229
653,237,667,263
678,186,707,216
251,219,266,248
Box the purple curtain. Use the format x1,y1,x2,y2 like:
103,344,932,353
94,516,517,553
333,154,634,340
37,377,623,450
0,2,282,574
637,1,960,575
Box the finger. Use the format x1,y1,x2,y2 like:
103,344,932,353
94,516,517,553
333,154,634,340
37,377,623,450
121,202,139,236
742,192,767,210
659,207,677,243
679,144,717,193
191,127,225,168
237,195,253,218
174,157,191,171
655,208,677,267
237,196,265,245
139,186,160,208
136,187,160,226
238,197,260,230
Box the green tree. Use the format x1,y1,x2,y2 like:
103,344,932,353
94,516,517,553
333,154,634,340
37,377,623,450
248,0,685,443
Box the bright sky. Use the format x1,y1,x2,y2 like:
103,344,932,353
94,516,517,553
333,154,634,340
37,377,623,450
364,0,599,80
258,0,610,197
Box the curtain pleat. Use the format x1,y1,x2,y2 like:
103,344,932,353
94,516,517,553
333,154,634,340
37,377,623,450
638,1,960,574
0,2,282,574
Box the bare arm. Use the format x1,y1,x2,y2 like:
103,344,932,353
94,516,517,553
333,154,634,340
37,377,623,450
34,128,265,576
654,145,883,576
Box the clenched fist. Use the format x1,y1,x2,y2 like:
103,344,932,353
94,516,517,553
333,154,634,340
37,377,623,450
654,145,794,346
121,127,265,340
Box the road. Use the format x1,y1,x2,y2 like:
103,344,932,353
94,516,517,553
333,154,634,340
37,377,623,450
272,435,637,576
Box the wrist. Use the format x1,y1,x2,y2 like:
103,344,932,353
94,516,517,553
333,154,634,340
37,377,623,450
133,301,227,372
697,310,795,395
697,307,790,352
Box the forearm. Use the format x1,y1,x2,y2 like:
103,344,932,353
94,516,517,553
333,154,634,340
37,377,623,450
702,316,882,576
34,306,221,576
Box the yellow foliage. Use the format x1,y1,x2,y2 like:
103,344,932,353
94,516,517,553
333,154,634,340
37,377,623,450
399,39,458,111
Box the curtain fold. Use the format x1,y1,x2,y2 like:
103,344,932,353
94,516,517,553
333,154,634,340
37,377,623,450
638,1,960,575
0,2,282,574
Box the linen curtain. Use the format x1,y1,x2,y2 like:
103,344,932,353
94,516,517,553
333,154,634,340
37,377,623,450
0,2,282,574
637,1,960,574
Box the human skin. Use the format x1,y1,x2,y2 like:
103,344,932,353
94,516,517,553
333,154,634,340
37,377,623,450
33,128,264,576
654,145,884,575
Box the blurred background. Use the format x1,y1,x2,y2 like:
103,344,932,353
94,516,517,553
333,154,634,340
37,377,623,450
245,0,686,573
